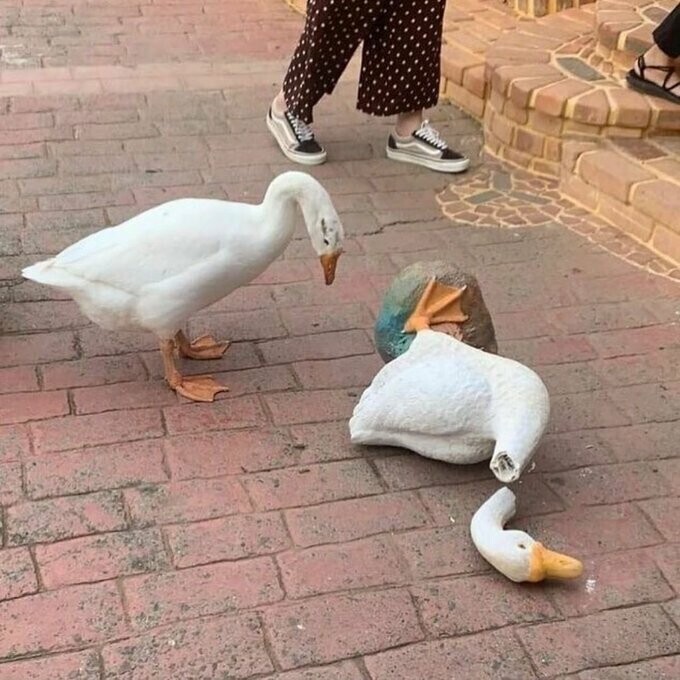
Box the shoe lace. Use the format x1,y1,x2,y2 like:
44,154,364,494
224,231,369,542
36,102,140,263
415,121,448,150
286,112,314,143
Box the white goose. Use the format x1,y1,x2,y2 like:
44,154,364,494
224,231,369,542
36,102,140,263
23,171,344,402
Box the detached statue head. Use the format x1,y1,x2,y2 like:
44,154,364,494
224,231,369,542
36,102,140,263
374,261,498,363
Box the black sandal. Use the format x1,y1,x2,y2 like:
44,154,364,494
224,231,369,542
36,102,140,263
627,54,680,105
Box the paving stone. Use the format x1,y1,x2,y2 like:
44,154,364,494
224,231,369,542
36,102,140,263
286,491,430,547
101,614,273,680
245,459,383,511
0,582,127,659
264,589,423,669
548,550,673,616
518,604,680,677
365,629,537,680
414,573,557,636
0,650,101,680
166,512,290,568
125,478,251,526
124,556,283,630
25,440,168,498
0,547,38,601
6,490,127,545
36,528,169,588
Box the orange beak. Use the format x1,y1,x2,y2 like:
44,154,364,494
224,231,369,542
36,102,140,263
320,252,341,286
528,542,583,582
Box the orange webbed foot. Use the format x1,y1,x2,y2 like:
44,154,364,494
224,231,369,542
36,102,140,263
177,332,230,360
404,278,469,333
174,374,229,402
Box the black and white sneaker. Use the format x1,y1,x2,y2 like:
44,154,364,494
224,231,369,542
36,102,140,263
266,106,327,166
387,121,470,173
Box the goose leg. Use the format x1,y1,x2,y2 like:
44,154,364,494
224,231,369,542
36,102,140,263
160,339,229,403
175,330,230,360
404,278,469,333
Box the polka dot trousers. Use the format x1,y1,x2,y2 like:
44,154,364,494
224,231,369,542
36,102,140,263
283,0,446,123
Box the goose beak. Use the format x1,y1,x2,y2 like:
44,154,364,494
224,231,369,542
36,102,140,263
529,543,583,582
320,252,341,286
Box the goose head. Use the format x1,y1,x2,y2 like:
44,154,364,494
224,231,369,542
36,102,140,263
470,487,583,583
292,173,344,285
264,171,344,284
311,211,343,286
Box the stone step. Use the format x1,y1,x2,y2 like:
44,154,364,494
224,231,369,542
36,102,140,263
482,4,679,178
440,0,513,118
512,0,595,19
595,0,675,74
561,136,680,265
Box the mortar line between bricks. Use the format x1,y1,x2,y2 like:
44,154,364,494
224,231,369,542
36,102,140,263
511,627,543,679
31,364,44,391
0,609,144,661
157,524,178,574
544,489,678,511
254,390,277,432
9,525,161,552
0,507,6,549
405,587,430,640
536,456,680,476
115,575,135,632
354,656,375,680
365,456,390,493
158,433,172,481
566,652,680,678
545,320,680,340
634,500,678,547
647,554,680,602
0,644,103,672
94,646,105,680
560,652,678,680
22,430,166,457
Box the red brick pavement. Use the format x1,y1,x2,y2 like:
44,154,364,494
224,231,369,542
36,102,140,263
0,1,679,678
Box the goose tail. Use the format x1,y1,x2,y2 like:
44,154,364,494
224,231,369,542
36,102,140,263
22,259,74,288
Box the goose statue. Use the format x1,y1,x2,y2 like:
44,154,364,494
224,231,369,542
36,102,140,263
350,276,550,484
471,487,582,582
23,172,344,402
349,264,582,582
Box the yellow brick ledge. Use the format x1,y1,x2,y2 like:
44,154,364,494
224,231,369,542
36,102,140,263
562,138,680,267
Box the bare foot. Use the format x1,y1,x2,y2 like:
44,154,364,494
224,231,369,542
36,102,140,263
395,109,424,137
635,44,680,90
272,90,287,115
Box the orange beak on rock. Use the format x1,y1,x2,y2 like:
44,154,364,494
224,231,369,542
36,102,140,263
320,252,341,285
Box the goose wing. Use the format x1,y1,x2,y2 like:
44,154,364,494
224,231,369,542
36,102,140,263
50,200,240,292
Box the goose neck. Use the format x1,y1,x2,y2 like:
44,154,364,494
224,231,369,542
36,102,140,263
470,487,516,542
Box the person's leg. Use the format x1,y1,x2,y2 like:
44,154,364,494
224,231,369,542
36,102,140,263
653,3,680,59
627,3,679,104
357,0,444,121
357,0,469,173
267,0,376,164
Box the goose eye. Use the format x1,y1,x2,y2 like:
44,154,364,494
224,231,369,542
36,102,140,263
323,238,330,246
518,543,526,550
